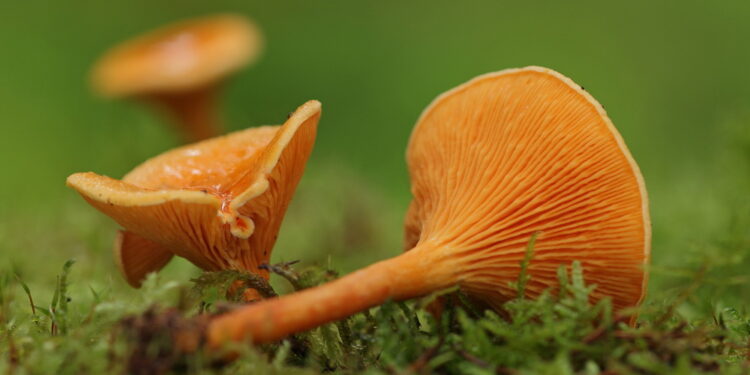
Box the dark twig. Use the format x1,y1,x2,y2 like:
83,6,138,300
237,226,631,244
408,337,444,373
458,349,491,368
260,260,303,290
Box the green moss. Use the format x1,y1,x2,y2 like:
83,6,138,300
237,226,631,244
2,254,748,375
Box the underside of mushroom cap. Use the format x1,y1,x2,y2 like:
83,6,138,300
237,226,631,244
92,14,262,97
67,100,320,286
405,67,650,311
113,230,175,287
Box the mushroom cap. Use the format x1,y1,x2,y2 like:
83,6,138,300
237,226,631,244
405,67,650,311
67,101,320,287
91,14,262,97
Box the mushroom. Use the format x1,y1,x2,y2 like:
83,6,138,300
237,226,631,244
203,66,650,346
91,14,262,141
66,101,321,296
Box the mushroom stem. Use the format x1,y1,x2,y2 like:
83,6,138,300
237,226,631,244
207,243,448,346
149,85,222,142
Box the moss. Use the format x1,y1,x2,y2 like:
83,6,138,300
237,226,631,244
4,255,747,375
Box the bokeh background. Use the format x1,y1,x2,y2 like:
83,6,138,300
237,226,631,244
1,1,749,313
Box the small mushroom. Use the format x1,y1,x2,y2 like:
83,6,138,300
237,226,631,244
91,14,262,141
204,67,650,345
67,101,321,293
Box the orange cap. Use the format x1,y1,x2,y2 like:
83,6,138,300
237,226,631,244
405,67,650,311
67,101,320,287
91,14,262,97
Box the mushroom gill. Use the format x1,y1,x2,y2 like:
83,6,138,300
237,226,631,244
66,100,321,290
403,67,649,312
202,66,650,346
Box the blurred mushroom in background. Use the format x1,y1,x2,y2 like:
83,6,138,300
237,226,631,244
91,14,263,142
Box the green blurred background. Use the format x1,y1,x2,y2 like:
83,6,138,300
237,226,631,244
1,1,749,311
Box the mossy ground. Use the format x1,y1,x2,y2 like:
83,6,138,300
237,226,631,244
1,253,749,375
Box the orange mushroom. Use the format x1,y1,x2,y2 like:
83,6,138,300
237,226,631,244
202,66,650,346
91,14,262,141
66,101,320,294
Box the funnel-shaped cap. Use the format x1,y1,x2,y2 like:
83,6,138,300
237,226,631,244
67,101,320,286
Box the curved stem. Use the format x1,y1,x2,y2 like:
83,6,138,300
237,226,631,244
206,244,448,346
149,86,223,142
